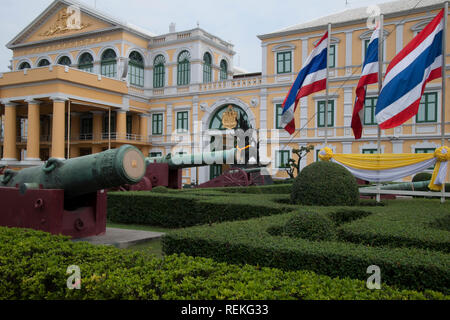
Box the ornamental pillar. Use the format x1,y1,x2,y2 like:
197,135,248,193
2,102,18,161
25,99,42,161
50,96,67,159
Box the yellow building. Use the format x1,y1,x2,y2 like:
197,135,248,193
1,0,449,185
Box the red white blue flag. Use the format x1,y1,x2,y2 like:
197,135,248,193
352,27,379,139
376,9,444,129
281,31,328,134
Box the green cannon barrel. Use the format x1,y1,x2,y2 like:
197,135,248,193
145,148,237,169
0,145,146,199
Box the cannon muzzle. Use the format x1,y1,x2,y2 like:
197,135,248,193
0,145,146,199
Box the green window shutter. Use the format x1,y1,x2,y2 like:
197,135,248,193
275,104,284,129
203,53,212,83
78,53,94,73
177,112,189,132
277,52,292,74
317,101,334,128
220,60,228,80
363,97,378,125
101,49,117,78
276,150,290,168
328,45,336,68
152,114,163,135
362,149,378,154
153,55,166,88
416,92,438,123
178,51,191,86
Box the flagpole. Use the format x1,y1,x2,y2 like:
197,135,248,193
376,14,384,203
441,2,448,204
325,23,331,146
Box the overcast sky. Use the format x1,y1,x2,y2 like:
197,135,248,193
0,0,389,73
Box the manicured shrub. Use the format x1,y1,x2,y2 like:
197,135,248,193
412,172,432,183
163,200,450,293
152,186,169,193
2,227,446,300
283,212,337,241
430,214,450,232
108,192,291,228
291,161,359,206
329,209,373,225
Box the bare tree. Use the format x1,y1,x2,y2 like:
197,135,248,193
285,145,314,179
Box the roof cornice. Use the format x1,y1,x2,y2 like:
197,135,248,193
257,2,447,40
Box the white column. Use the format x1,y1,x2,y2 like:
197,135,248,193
260,89,267,129
343,87,353,137
396,23,404,54
345,31,353,75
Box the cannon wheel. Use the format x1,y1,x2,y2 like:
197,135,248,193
222,168,249,187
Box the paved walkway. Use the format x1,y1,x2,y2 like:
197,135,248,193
73,228,165,249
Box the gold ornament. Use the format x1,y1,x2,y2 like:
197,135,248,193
221,105,238,130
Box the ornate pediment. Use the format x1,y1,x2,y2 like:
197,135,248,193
39,7,91,37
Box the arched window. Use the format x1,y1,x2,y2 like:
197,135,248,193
57,56,71,66
101,49,117,78
38,59,50,67
153,55,165,88
177,50,190,86
78,52,94,72
203,52,212,83
209,105,249,130
18,62,31,70
129,51,144,87
220,60,228,81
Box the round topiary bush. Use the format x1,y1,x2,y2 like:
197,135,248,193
412,172,432,183
291,161,359,206
283,212,337,241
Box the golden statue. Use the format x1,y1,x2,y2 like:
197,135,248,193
221,105,238,129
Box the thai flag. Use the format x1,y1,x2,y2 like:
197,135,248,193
376,9,444,129
281,32,328,134
351,27,379,139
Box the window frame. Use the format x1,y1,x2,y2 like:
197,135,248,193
176,111,189,133
276,150,291,169
152,113,164,136
153,55,166,88
416,92,438,123
328,44,336,68
317,100,335,128
275,103,284,129
220,60,228,81
276,51,292,74
101,49,117,78
129,51,145,87
203,53,212,83
363,96,378,126
177,50,191,86
78,52,94,73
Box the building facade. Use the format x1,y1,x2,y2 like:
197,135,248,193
1,0,449,185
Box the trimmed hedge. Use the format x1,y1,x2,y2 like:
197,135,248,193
282,212,337,241
163,200,450,293
291,161,359,206
108,192,293,228
200,184,293,195
2,227,447,300
338,201,450,253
